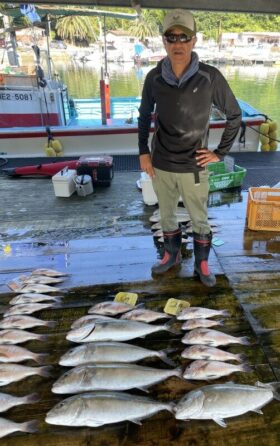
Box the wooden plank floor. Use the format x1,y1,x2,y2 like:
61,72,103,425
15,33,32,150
0,170,279,445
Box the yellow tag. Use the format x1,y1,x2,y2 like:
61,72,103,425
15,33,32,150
164,298,190,316
3,244,11,254
114,292,138,306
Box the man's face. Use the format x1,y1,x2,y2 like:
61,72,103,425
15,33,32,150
163,26,196,65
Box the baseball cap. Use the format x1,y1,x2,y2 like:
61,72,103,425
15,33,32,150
162,9,196,36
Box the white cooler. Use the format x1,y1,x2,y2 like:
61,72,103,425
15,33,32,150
52,168,77,197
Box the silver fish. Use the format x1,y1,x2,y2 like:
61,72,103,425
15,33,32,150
88,301,141,316
0,329,48,344
0,364,52,386
182,319,224,330
66,319,179,343
59,342,175,367
19,275,65,285
120,309,171,323
71,314,116,329
0,417,38,438
181,345,246,363
182,329,250,347
0,345,48,364
177,307,230,320
0,315,56,330
46,392,174,427
174,381,280,427
3,302,56,317
52,363,182,394
15,284,61,294
183,360,252,380
0,392,39,412
9,293,61,305
31,268,67,277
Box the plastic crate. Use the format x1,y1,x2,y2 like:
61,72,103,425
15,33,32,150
208,161,247,192
246,187,280,231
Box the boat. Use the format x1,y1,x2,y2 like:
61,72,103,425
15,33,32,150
0,70,266,159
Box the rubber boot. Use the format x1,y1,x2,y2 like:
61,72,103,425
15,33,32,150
193,232,216,287
152,228,182,274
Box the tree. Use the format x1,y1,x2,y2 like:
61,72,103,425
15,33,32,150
55,15,97,44
128,9,159,40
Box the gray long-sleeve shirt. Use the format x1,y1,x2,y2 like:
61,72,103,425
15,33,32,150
138,58,242,173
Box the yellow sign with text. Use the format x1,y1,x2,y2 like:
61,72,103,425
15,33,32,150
114,292,138,306
164,298,190,316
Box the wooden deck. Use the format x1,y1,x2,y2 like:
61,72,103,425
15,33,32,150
0,168,279,445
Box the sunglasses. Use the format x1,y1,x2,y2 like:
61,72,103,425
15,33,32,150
164,33,193,44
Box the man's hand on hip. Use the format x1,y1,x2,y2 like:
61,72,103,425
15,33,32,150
196,149,220,167
140,154,155,178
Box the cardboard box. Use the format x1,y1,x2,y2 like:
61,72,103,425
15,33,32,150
52,168,77,197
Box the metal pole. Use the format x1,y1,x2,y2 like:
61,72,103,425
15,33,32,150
45,14,52,80
103,15,108,76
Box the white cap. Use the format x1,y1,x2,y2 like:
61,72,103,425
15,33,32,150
162,9,196,36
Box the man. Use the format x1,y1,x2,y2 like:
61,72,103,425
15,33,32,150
138,9,242,287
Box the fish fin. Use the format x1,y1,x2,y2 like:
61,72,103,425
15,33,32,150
130,419,142,425
138,387,149,393
255,381,280,401
46,320,57,328
240,363,252,372
239,336,250,346
236,353,247,363
213,418,227,428
38,365,53,377
164,321,181,335
217,319,224,326
159,348,177,367
25,393,40,404
21,420,38,433
252,409,263,415
35,353,49,365
38,334,49,342
221,310,230,317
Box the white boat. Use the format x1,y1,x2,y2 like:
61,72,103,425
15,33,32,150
0,72,266,159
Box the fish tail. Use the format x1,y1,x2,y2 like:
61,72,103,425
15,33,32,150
240,363,252,372
165,402,176,413
38,365,53,377
173,366,183,378
45,320,57,328
34,353,49,364
38,334,49,342
255,381,280,401
239,336,250,346
235,353,247,362
164,321,181,335
217,319,225,326
158,348,177,367
24,393,40,404
221,310,230,317
21,420,38,434
52,297,62,304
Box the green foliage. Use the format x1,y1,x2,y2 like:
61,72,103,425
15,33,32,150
128,10,159,40
55,15,97,44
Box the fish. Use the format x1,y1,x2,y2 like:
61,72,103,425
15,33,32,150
0,329,48,345
181,329,250,347
66,319,179,343
183,360,252,380
71,314,117,329
52,363,182,394
46,392,174,427
174,381,280,427
0,364,52,386
177,307,230,320
0,392,39,412
13,284,61,294
19,275,65,285
31,268,67,277
0,417,38,438
182,319,224,330
3,302,57,317
59,342,176,367
88,301,142,316
0,345,49,364
181,345,246,363
9,293,61,305
0,315,56,330
120,309,172,323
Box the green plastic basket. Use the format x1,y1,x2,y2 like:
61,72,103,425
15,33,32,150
208,162,247,192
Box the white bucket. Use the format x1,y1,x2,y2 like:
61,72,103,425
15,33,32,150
75,174,94,197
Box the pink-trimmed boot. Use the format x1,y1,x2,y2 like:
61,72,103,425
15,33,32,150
152,228,182,274
193,232,216,287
